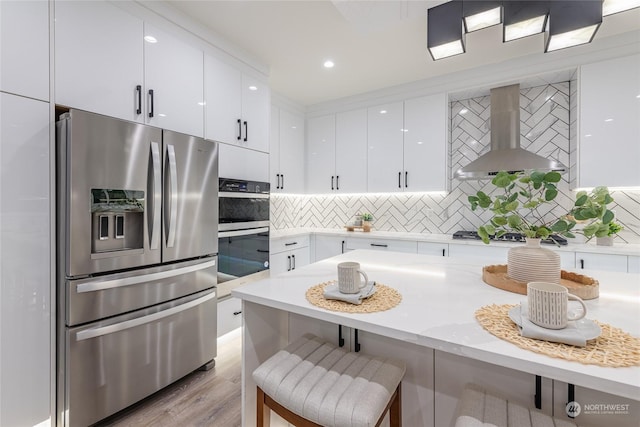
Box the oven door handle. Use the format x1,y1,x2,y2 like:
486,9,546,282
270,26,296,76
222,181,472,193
75,290,216,341
75,258,217,294
218,227,269,238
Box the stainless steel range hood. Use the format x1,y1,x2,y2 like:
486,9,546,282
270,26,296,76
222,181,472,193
454,84,567,180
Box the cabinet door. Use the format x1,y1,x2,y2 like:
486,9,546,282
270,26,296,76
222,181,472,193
628,256,640,274
144,24,203,137
314,235,346,262
269,106,281,190
0,94,51,427
218,143,269,182
270,251,295,276
346,237,417,253
217,296,243,337
55,0,144,122
579,54,640,187
403,94,447,192
335,109,367,193
0,0,49,101
204,54,242,144
241,74,270,153
575,252,628,272
306,114,336,193
290,247,310,271
279,109,305,193
417,241,448,257
367,102,404,193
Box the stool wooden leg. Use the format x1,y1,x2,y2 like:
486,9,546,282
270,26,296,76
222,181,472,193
257,387,270,427
390,384,402,427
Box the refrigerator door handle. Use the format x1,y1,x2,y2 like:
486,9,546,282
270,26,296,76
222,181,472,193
166,144,178,248
149,142,162,250
75,290,216,341
75,258,217,294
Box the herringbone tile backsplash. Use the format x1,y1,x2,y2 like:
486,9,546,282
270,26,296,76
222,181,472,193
271,82,640,244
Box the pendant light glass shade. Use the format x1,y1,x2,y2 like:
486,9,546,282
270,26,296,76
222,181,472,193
427,1,465,60
503,1,549,42
463,1,502,32
545,1,602,52
603,0,640,16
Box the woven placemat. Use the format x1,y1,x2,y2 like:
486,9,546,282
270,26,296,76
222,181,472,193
475,304,640,368
305,281,402,313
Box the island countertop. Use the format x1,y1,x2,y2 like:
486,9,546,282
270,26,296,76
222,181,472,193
232,249,640,401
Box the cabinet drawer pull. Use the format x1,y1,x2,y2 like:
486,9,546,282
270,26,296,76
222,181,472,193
370,243,388,248
285,242,298,246
292,254,296,270
276,174,280,190
148,89,154,118
405,171,408,188
243,120,248,142
136,85,142,115
237,119,242,140
336,175,339,190
331,176,334,190
580,259,585,269
233,311,242,316
287,255,291,271
281,174,284,189
442,248,446,257
398,172,401,188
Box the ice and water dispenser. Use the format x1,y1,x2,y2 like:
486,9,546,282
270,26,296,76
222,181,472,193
91,189,144,254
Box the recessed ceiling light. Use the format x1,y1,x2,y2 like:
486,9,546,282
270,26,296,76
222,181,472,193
248,85,258,91
460,108,468,115
158,113,166,117
197,101,205,106
144,35,157,43
605,118,614,122
417,141,424,145
323,60,335,68
380,110,387,114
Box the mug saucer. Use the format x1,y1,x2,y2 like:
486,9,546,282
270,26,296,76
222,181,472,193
508,302,601,339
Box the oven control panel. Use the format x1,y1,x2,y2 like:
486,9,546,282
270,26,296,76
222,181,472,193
219,178,270,194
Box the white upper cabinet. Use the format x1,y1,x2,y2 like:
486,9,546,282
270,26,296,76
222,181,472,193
335,109,368,193
55,0,144,122
403,94,447,192
578,54,640,188
218,142,269,183
277,108,305,193
367,102,405,192
204,54,270,152
270,106,281,190
143,24,204,137
0,0,49,101
306,114,336,193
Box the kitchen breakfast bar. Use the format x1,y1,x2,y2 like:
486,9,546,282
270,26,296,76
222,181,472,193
232,250,640,426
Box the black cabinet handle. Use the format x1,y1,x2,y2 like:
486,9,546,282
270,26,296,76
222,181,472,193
534,375,542,410
136,85,142,115
331,176,334,190
281,174,284,189
292,254,296,270
370,243,388,248
256,249,269,253
341,240,345,254
233,311,242,316
237,119,242,140
148,89,154,118
580,259,585,269
442,248,446,257
243,121,248,142
398,172,401,188
285,242,298,246
338,325,345,347
354,328,361,352
336,175,340,190
405,171,408,188
276,174,280,189
567,384,576,418
287,255,291,271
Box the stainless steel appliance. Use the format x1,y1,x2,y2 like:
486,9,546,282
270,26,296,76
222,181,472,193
452,230,568,245
56,109,219,427
217,178,270,298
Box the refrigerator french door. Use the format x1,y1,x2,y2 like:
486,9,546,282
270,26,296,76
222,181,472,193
56,109,219,427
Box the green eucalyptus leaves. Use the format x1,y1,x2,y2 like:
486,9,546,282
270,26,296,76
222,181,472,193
468,171,618,244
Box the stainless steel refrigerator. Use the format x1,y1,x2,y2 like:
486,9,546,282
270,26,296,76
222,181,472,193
56,109,219,427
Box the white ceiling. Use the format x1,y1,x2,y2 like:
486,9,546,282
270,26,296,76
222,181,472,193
165,0,640,107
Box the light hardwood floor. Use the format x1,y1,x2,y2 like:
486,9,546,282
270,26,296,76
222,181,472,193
96,329,242,427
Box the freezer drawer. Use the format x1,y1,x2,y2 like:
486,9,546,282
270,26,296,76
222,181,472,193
66,257,216,326
61,289,217,427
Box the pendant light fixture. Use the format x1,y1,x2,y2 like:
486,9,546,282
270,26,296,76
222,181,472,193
503,1,549,42
427,1,465,61
463,0,502,32
545,1,602,52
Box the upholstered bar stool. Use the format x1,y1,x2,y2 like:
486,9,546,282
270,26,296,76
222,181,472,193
253,333,406,427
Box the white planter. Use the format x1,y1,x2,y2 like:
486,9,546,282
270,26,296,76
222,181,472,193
596,236,614,246
507,238,561,284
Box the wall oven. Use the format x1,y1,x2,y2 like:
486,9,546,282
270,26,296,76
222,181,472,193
217,178,270,297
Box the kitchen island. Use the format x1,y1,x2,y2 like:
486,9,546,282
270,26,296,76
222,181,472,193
232,250,640,426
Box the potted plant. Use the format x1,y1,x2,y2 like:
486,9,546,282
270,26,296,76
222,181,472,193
567,186,621,246
467,171,618,284
359,213,373,232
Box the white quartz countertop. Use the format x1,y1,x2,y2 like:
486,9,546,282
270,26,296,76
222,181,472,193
270,228,640,256
233,249,640,400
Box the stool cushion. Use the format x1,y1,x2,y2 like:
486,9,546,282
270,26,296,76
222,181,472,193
253,333,406,427
454,383,581,427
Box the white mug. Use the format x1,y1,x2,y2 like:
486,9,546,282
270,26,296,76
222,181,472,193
527,282,587,329
337,262,369,294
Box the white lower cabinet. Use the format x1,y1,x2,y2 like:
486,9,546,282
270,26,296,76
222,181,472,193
448,243,510,264
313,235,346,262
0,93,51,427
345,237,417,253
217,296,243,337
628,256,640,274
576,252,629,273
417,241,448,257
218,142,269,182
552,380,640,427
270,235,310,275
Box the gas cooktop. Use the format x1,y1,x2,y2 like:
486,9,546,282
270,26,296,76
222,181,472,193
452,230,568,246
